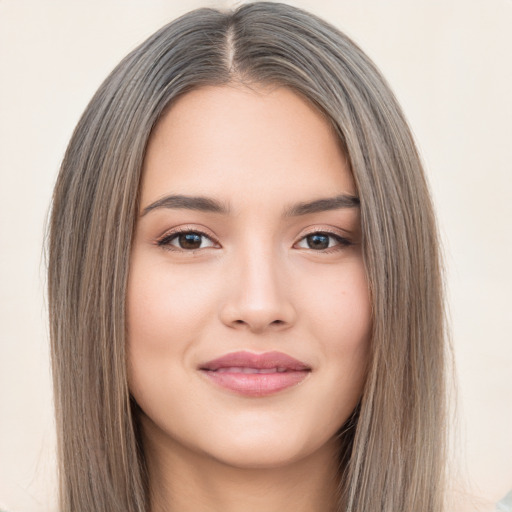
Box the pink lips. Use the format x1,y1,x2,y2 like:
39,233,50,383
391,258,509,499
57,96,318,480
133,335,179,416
199,351,311,397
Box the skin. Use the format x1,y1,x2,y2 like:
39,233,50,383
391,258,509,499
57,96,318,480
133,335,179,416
127,84,372,512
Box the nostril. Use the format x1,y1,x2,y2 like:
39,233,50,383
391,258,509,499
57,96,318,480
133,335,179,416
230,318,286,329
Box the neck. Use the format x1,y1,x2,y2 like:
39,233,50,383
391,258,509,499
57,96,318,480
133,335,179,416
142,419,342,512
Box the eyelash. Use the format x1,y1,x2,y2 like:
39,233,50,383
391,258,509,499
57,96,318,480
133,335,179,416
295,231,353,253
156,227,220,252
156,227,353,254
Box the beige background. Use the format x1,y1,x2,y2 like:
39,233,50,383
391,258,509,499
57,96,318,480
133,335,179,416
0,0,511,510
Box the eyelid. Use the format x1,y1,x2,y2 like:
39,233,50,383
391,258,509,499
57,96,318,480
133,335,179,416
155,225,220,251
293,226,354,252
154,224,355,253
297,224,353,238
296,225,354,241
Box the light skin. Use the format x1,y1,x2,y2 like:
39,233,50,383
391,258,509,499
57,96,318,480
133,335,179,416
127,84,372,512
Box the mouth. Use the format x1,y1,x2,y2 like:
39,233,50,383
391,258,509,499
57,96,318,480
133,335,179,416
198,350,311,397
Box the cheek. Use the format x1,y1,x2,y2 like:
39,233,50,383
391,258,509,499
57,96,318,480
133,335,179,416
127,260,217,349
302,257,371,349
300,257,371,397
125,257,218,401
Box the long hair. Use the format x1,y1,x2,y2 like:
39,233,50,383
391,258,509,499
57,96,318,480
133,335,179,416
48,3,446,511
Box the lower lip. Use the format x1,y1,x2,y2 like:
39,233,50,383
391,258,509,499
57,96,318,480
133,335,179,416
200,370,310,397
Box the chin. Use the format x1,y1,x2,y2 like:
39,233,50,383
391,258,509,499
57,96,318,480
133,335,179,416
196,423,335,471
206,444,310,470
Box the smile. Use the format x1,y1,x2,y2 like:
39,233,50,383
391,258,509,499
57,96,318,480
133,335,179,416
213,367,291,373
199,351,311,397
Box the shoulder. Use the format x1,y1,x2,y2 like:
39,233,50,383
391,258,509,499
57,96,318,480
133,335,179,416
496,489,512,512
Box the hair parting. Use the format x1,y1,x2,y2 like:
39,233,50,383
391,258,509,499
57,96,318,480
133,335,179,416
48,3,447,511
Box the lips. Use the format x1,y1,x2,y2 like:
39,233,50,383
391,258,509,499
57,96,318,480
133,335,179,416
198,351,311,397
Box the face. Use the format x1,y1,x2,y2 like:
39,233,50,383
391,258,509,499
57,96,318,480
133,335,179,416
127,85,371,470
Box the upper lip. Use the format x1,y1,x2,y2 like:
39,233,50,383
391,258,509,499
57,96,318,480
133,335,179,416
199,350,311,371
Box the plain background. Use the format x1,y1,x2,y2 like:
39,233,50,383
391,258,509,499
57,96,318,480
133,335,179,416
0,0,511,510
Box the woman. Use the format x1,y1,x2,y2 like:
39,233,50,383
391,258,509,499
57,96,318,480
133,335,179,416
48,2,447,511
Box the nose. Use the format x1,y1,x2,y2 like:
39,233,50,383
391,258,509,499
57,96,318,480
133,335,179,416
219,245,297,334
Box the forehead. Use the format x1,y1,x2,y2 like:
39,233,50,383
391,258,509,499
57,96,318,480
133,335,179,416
141,84,354,208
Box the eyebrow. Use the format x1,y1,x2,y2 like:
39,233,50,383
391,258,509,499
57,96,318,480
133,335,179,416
283,194,360,216
142,195,231,216
141,193,360,217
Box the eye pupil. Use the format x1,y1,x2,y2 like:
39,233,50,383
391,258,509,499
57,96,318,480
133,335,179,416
307,234,329,250
179,233,202,249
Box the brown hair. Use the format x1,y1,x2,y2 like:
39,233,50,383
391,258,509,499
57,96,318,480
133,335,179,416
48,2,446,511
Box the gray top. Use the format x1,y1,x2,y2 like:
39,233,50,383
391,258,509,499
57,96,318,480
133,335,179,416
497,489,512,511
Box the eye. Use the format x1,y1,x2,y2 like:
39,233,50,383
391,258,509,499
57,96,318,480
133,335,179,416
157,229,218,251
295,231,352,251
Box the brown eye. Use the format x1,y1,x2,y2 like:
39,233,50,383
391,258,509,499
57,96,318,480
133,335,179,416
306,233,330,250
177,232,203,249
296,231,352,251
157,230,217,251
